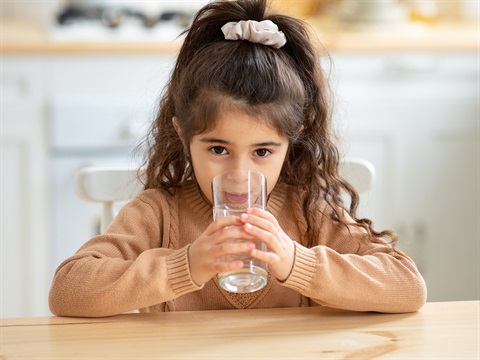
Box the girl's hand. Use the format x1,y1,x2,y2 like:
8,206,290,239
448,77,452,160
188,216,255,286
239,208,295,281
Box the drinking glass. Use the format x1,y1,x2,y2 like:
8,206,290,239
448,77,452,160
212,169,268,293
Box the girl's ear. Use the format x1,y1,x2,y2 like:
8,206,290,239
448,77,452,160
172,117,189,155
172,116,182,136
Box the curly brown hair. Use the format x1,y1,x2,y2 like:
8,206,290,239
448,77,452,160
141,0,396,247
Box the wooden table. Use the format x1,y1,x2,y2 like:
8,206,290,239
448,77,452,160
1,301,478,359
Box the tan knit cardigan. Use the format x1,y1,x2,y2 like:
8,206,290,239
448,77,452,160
49,181,426,317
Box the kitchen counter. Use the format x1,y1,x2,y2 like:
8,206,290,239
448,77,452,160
0,20,182,54
310,16,479,52
1,17,478,54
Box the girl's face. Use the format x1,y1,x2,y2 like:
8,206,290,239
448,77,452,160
185,108,289,204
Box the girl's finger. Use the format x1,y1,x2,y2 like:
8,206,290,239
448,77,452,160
246,207,279,225
207,216,243,235
210,240,256,259
208,259,244,274
212,225,255,245
239,213,277,235
240,212,280,235
241,214,282,243
243,223,281,253
250,247,280,264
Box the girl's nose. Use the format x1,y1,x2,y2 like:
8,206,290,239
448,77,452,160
230,156,251,172
224,169,249,184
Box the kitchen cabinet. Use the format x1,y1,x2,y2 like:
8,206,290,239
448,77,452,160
1,57,50,318
1,51,478,317
47,55,176,286
331,52,479,301
1,54,175,318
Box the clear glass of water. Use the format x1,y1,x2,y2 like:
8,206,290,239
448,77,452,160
212,169,268,293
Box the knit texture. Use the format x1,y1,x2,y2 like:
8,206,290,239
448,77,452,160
49,181,426,317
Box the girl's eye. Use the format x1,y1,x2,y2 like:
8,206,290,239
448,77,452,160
254,148,271,157
209,146,228,155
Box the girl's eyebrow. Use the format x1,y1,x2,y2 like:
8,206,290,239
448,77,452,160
199,137,282,147
199,137,229,144
252,141,283,147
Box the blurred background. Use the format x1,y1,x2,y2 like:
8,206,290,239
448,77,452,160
1,0,479,318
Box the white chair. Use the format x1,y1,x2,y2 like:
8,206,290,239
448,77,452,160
338,157,376,194
74,167,144,232
74,158,375,232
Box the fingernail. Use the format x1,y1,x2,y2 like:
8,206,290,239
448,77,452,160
245,223,253,230
240,213,248,221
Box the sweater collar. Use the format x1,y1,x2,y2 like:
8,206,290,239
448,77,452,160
182,181,212,222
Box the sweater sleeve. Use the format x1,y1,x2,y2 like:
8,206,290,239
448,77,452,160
281,212,427,313
49,191,202,317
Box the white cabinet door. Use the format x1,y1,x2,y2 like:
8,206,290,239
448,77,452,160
1,57,50,318
332,53,479,301
2,54,176,318
45,54,176,274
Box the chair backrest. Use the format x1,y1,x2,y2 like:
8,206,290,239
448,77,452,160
74,158,375,232
338,157,376,193
75,167,144,232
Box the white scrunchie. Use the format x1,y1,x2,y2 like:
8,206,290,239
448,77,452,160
221,20,287,49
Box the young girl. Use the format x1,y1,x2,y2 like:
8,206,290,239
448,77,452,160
49,0,426,317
